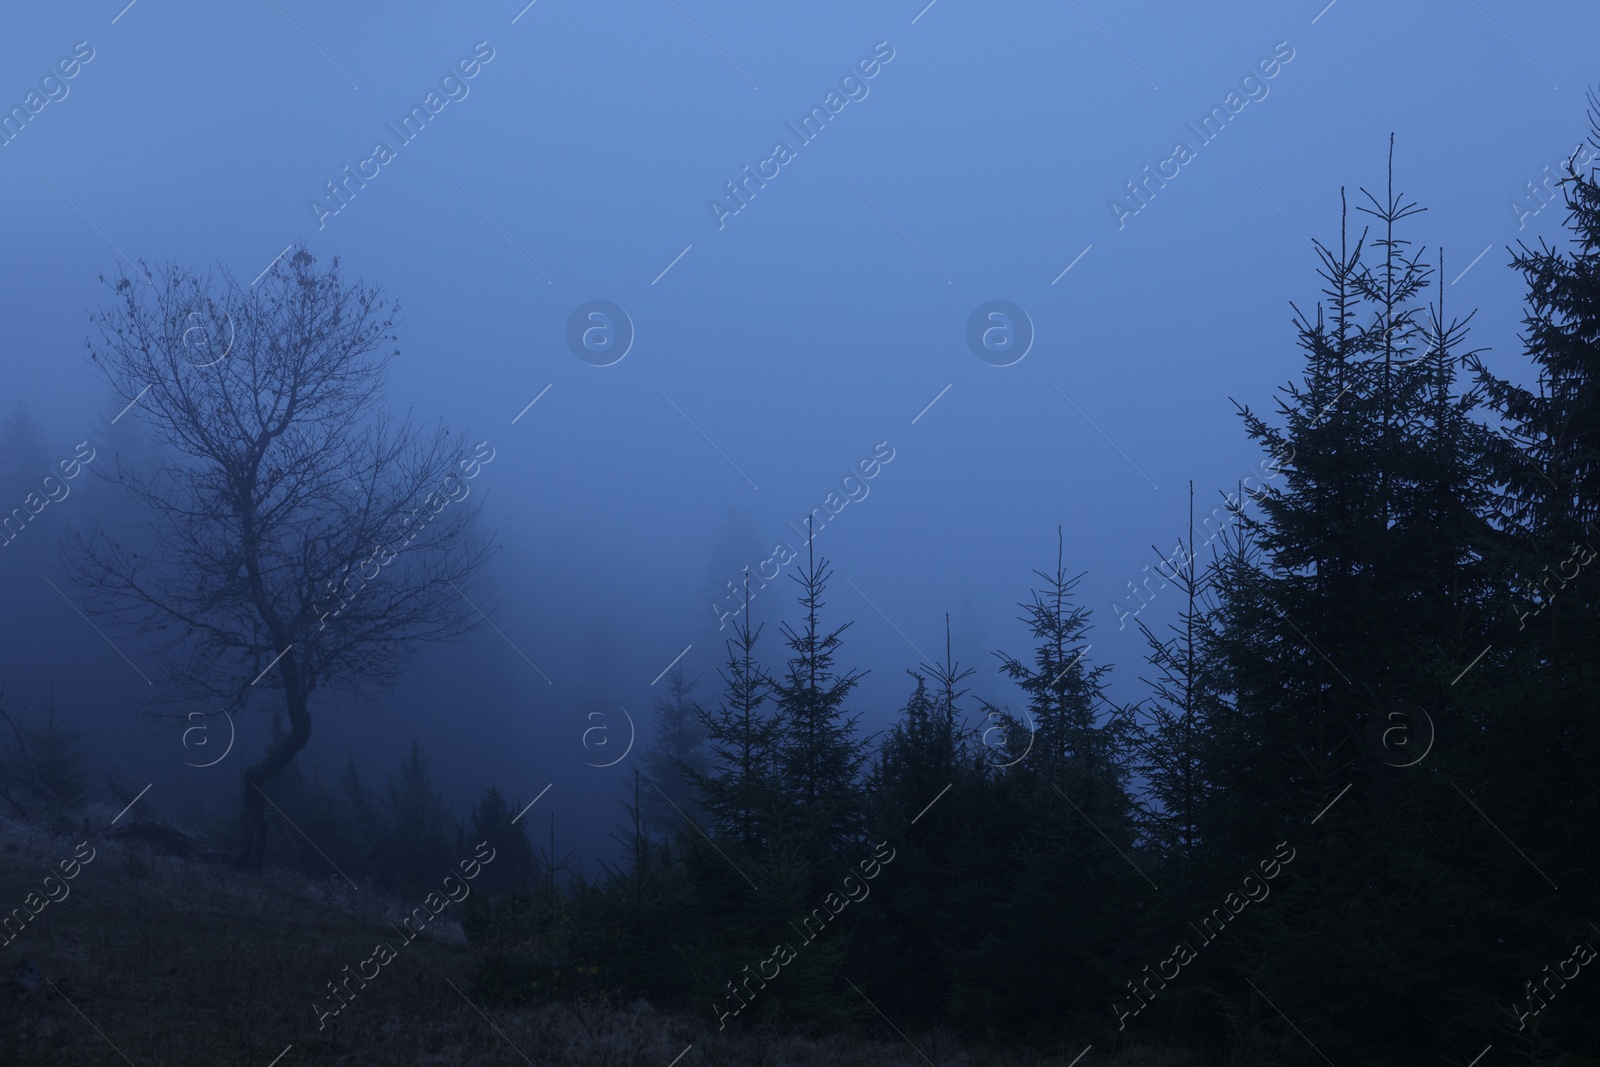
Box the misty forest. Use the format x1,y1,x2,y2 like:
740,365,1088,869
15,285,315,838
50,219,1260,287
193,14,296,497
3,4,1600,1066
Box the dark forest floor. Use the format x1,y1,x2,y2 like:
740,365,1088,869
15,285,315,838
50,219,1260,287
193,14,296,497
0,809,1196,1067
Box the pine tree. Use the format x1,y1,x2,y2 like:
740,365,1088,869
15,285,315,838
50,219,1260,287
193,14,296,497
854,619,979,1020
992,527,1125,817
571,768,707,1001
1463,97,1600,1059
1203,146,1500,1064
769,528,868,877
379,741,461,890
1477,101,1600,549
641,667,709,836
868,616,974,839
25,700,87,812
0,685,87,827
340,754,379,834
971,530,1138,1040
688,572,779,853
1132,483,1221,887
470,784,538,896
336,753,382,877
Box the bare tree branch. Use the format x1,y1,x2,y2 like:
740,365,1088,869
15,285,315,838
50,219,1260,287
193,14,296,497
64,251,494,869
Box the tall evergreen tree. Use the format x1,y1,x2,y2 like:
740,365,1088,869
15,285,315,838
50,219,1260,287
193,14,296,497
0,685,87,827
855,618,984,1020
769,529,868,877
993,527,1126,817
26,698,88,812
669,569,838,1027
954,531,1139,1041
641,667,709,836
470,783,538,896
336,753,382,877
379,741,461,890
1465,98,1600,1059
688,572,779,853
1132,483,1223,887
1201,148,1500,1064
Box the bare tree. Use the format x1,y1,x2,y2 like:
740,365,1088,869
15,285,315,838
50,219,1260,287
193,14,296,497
67,251,493,870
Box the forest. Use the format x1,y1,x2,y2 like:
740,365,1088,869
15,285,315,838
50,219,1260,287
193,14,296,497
2,2,1598,1061
0,129,1595,1064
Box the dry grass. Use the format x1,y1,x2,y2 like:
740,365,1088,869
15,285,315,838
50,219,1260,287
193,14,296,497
0,810,1184,1066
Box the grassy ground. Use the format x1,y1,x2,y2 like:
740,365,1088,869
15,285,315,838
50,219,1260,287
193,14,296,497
0,810,1190,1066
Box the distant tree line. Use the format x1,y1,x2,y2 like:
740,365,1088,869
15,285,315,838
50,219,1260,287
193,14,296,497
502,133,1600,1066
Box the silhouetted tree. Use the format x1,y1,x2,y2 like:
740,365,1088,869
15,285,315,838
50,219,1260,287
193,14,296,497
379,741,460,890
688,573,779,853
769,530,868,878
855,618,984,1019
971,530,1136,1039
1466,95,1600,1059
25,700,87,813
641,667,708,836
1132,483,1223,887
66,251,491,870
470,783,537,896
1202,148,1499,1064
0,684,87,826
993,527,1126,815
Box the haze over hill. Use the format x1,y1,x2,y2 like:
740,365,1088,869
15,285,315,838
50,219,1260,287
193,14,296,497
2,2,1598,1064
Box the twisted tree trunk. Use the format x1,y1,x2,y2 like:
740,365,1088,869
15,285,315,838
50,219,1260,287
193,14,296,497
237,657,312,872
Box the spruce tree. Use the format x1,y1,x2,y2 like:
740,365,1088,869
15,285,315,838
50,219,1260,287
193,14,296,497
641,667,709,836
337,753,382,877
688,572,779,853
769,529,868,877
379,741,461,890
470,783,538,896
26,701,87,812
1132,483,1222,888
1203,148,1499,1064
970,530,1138,1041
855,619,981,1020
993,526,1125,817
1464,97,1600,1059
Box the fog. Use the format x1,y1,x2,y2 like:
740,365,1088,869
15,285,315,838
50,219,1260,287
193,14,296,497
0,0,1586,865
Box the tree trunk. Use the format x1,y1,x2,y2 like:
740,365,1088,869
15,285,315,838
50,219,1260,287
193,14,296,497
236,681,312,872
